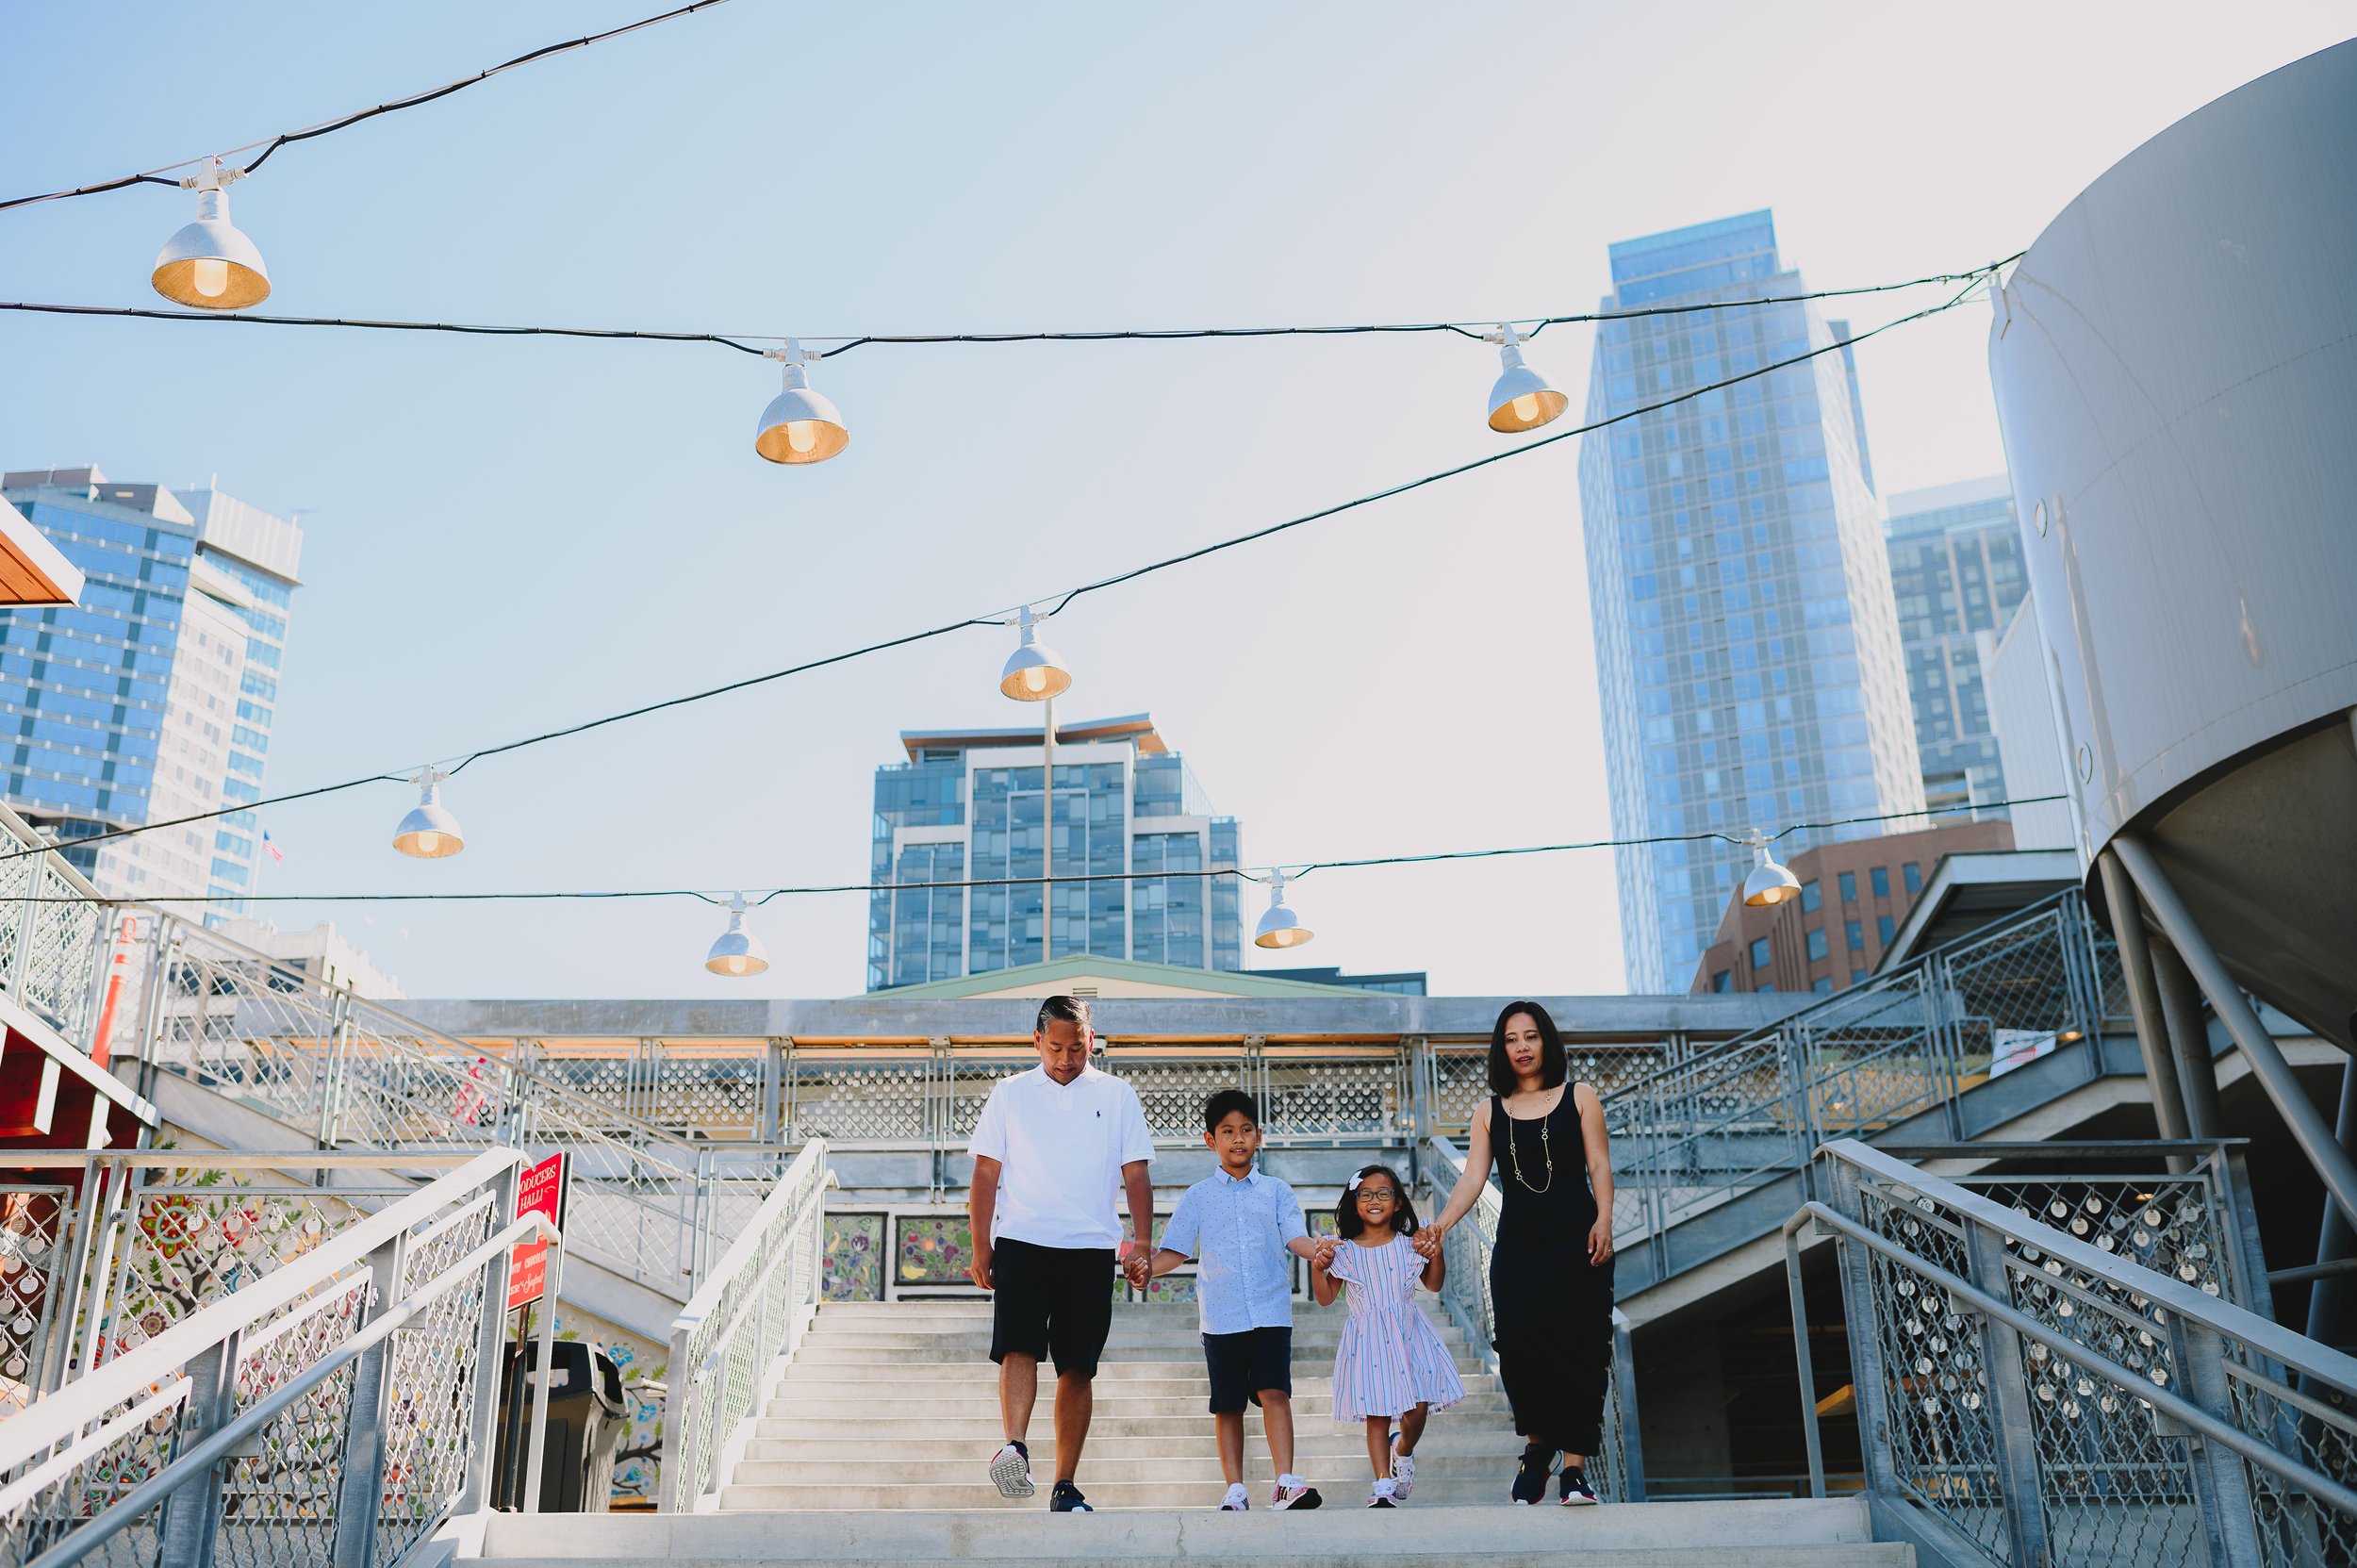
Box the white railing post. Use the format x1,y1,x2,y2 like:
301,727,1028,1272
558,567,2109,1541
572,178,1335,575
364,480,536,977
1958,1217,2054,1568
154,1330,239,1568
453,1159,523,1517
327,1231,407,1568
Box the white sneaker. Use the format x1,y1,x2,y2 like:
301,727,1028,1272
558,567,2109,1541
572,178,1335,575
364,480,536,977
1271,1474,1322,1510
1367,1477,1399,1508
1220,1481,1249,1511
1390,1449,1415,1499
987,1440,1034,1499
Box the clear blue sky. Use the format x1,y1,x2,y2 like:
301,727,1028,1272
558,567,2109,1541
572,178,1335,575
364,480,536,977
0,3,2346,999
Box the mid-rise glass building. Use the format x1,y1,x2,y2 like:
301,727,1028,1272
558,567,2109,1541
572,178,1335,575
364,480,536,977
867,714,1243,990
0,468,303,922
1883,477,2029,814
1576,211,1925,992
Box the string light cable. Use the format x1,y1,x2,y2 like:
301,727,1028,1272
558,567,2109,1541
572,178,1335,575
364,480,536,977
0,271,2003,868
32,798,2067,906
0,1,737,214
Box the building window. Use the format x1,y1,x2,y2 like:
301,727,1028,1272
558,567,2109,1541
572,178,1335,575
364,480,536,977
1846,918,1864,950
1838,870,1856,903
1800,879,1821,913
1851,968,1869,985
1871,866,1891,898
1877,915,1895,945
1756,982,1776,993
1812,977,1835,994
1904,862,1923,894
1712,969,1732,993
1749,936,1771,970
1805,928,1828,961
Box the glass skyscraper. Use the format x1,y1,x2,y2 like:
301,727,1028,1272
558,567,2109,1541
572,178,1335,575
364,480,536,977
867,713,1243,990
1883,476,2029,814
1577,211,1924,992
0,469,303,922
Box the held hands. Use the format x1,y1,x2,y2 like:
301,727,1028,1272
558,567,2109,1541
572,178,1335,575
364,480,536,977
1587,1215,1614,1267
1410,1223,1446,1261
1120,1242,1151,1291
1309,1236,1339,1271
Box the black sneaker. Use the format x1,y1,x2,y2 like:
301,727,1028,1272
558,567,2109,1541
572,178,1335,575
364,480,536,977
987,1440,1033,1499
1049,1480,1094,1512
1510,1445,1552,1505
1559,1466,1598,1506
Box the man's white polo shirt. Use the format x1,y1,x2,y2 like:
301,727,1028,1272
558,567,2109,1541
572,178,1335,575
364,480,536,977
968,1064,1155,1250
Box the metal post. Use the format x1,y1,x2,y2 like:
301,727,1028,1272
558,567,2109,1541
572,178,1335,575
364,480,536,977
1824,1164,1906,1510
521,1241,560,1510
41,1155,108,1396
2168,1311,2270,1568
1609,1310,1647,1502
1040,694,1055,964
1959,1219,2053,1568
7,860,39,1006
2113,836,2357,1222
2151,937,2228,1142
453,1162,522,1516
1783,1216,1828,1498
156,1330,239,1568
328,1233,406,1568
2097,850,2195,1167
2307,1061,2357,1354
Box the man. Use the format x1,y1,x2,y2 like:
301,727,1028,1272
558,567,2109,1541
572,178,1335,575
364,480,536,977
968,994,1155,1513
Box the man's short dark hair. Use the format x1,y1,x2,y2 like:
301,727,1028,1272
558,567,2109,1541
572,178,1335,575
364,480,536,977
1036,994,1092,1034
1203,1087,1258,1132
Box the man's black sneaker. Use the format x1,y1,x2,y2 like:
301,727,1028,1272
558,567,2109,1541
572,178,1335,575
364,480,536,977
1049,1481,1094,1513
1510,1445,1552,1505
987,1440,1033,1499
1559,1466,1598,1506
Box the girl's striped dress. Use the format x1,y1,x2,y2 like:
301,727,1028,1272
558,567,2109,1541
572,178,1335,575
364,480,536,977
1327,1234,1467,1422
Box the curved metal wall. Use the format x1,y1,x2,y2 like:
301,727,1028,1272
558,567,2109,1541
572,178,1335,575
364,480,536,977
1988,41,2357,1045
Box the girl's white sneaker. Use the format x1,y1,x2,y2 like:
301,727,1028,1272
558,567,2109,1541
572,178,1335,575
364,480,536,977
1219,1481,1249,1511
1367,1477,1400,1509
1390,1444,1415,1499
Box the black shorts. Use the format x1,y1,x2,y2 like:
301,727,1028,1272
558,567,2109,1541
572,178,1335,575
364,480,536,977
1202,1326,1294,1413
989,1237,1116,1379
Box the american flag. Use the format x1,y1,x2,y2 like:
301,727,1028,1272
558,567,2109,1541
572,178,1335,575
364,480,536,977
262,830,284,865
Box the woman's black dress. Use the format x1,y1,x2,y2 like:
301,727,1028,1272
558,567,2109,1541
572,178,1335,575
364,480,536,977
1488,1086,1616,1455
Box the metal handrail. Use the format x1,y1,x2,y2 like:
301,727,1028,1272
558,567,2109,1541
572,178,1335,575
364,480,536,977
663,1139,833,1513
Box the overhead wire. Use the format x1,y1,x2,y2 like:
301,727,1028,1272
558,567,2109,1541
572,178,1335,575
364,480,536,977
0,0,736,213
33,797,2069,906
0,270,2004,868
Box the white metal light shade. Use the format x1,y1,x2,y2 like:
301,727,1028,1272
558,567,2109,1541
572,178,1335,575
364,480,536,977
1741,841,1801,908
705,896,768,977
391,772,464,860
152,173,270,311
1253,871,1313,950
1487,325,1566,434
999,607,1071,701
754,348,849,465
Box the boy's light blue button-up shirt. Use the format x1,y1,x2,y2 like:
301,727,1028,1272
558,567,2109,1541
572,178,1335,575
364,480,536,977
1161,1169,1308,1335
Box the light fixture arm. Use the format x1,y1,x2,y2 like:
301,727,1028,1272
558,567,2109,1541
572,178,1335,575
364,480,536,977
1489,322,1533,370
180,157,248,194
765,338,816,388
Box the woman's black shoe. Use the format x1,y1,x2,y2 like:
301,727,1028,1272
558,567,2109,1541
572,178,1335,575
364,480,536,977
1509,1444,1552,1505
1559,1466,1598,1505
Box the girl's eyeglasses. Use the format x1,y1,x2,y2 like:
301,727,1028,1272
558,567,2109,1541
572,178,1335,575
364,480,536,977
1355,1187,1398,1202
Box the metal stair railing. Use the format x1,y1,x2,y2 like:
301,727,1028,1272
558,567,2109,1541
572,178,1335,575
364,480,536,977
660,1140,832,1514
1424,1134,1645,1502
0,804,109,1049
121,910,781,1296
1790,1138,2357,1568
1600,890,2124,1285
0,1148,553,1568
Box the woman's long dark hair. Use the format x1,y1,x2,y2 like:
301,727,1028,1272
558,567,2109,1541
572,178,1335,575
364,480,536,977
1334,1164,1420,1239
1487,999,1569,1097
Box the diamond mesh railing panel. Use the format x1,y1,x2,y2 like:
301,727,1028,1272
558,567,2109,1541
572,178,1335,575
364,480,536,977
0,1186,71,1414
1104,1049,1254,1141
0,1377,190,1568
1260,1048,1403,1141
373,1200,496,1568
215,1277,372,1568
101,1182,370,1367
2225,1363,2357,1568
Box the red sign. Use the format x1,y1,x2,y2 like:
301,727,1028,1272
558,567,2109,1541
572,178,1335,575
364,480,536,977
507,1153,569,1312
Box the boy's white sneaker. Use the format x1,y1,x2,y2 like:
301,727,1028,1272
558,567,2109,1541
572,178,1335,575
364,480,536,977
1219,1482,1249,1511
1271,1475,1323,1510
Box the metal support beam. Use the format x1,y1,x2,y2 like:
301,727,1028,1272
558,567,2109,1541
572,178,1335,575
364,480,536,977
2114,834,2357,1224
2152,935,2229,1141
2308,1059,2357,1353
2096,850,2195,1168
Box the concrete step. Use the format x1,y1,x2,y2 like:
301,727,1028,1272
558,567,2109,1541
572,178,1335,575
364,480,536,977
792,1331,1473,1354
762,1393,1512,1421
727,1453,1541,1488
783,1350,1491,1376
719,1478,1712,1510
750,1414,1477,1443
772,1374,1494,1401
473,1499,1896,1561
741,1431,1524,1462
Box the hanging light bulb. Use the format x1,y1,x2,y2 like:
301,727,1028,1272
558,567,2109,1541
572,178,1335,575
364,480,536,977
1485,322,1567,434
152,158,271,311
998,606,1072,701
1739,831,1801,908
754,339,849,465
391,769,465,860
1253,870,1314,949
704,894,769,977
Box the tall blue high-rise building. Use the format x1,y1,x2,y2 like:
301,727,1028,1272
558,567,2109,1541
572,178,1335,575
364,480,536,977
0,468,302,922
1883,476,2030,815
1577,212,1924,991
867,714,1243,990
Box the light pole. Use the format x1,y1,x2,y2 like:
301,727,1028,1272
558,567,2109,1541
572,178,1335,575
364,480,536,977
999,609,1072,964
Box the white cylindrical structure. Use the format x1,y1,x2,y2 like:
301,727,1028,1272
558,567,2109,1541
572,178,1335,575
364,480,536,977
1988,40,2357,1048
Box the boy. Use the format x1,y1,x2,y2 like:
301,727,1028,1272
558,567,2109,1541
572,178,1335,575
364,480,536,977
1147,1088,1326,1510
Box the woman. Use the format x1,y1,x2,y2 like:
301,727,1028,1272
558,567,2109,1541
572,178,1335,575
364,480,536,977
1419,1000,1615,1505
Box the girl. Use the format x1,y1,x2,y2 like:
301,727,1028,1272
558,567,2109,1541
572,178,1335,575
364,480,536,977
1420,1000,1616,1505
1310,1164,1465,1507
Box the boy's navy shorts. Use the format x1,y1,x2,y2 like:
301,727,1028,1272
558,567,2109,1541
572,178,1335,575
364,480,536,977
1201,1325,1293,1413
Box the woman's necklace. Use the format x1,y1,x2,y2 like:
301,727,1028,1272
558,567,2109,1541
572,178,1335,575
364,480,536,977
1505,1093,1554,1194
